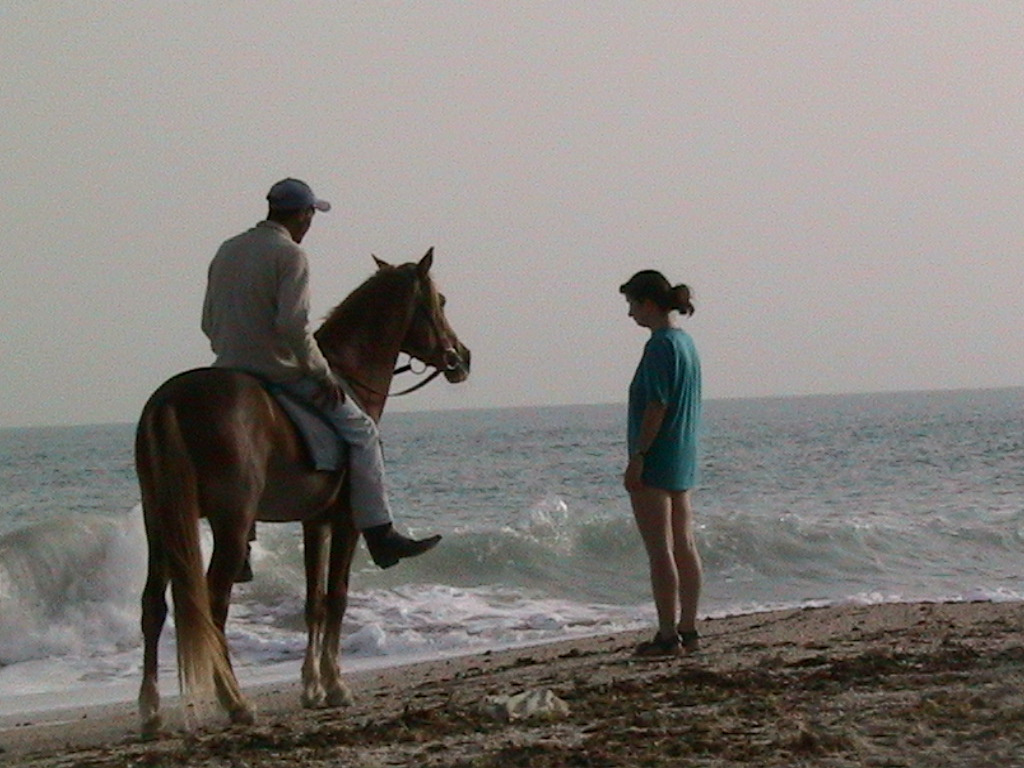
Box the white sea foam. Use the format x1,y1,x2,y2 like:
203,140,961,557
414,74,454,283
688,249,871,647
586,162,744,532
0,390,1022,717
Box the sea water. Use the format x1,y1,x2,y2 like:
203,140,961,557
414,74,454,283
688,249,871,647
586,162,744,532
0,388,1021,714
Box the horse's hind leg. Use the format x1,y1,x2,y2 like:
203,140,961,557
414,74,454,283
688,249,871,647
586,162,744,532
139,533,169,738
206,518,256,724
301,520,330,708
322,514,359,707
206,521,250,630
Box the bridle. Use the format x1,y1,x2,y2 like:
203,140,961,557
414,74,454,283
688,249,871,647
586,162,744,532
343,275,461,399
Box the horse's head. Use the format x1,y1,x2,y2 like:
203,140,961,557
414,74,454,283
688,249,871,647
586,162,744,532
374,248,471,384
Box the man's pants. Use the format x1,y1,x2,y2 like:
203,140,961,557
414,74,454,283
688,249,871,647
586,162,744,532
281,377,393,530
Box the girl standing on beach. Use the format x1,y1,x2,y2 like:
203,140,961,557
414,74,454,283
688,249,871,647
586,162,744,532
620,270,703,657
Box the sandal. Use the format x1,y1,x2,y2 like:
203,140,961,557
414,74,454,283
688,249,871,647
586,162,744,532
678,629,700,652
633,631,683,658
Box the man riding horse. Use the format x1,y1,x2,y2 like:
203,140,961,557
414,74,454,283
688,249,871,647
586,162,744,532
201,178,440,579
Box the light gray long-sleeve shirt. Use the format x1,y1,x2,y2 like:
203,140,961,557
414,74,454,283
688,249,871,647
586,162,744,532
201,220,332,384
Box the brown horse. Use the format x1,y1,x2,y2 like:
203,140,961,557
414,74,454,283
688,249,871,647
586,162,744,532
135,249,470,736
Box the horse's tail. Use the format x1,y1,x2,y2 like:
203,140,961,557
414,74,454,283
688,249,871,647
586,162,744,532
141,403,246,720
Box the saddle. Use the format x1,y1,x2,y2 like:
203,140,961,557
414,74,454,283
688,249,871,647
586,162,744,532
265,384,349,472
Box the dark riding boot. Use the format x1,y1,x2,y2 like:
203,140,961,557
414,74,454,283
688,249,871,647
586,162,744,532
235,545,254,583
363,523,441,569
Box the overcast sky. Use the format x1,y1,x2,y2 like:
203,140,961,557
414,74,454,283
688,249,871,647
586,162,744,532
2,3,1021,428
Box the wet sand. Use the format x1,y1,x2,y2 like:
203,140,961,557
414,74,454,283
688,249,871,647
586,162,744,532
4,601,1023,767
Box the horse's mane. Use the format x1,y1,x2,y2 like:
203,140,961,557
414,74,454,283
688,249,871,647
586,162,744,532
317,262,423,339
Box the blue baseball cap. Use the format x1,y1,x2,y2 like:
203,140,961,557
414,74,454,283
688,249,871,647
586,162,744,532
266,178,331,212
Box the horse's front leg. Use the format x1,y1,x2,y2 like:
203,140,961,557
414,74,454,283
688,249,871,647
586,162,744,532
322,509,359,707
301,520,330,708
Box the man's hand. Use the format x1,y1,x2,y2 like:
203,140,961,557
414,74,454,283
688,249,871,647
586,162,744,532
313,377,345,409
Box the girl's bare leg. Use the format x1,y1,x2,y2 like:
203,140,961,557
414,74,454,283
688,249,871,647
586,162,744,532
669,489,702,637
630,486,680,639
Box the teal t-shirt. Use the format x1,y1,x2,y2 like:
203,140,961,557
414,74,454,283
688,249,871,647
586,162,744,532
627,327,702,491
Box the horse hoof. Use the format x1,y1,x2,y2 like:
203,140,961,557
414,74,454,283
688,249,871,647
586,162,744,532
302,689,325,709
140,714,163,740
325,686,353,708
229,704,256,726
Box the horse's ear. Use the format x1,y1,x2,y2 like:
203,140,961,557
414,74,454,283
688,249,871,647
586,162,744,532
373,254,390,270
417,247,434,277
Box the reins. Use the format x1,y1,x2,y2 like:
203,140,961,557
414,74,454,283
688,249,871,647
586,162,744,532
345,360,445,399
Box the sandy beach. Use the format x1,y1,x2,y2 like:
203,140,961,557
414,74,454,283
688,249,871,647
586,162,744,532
3,601,1023,767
